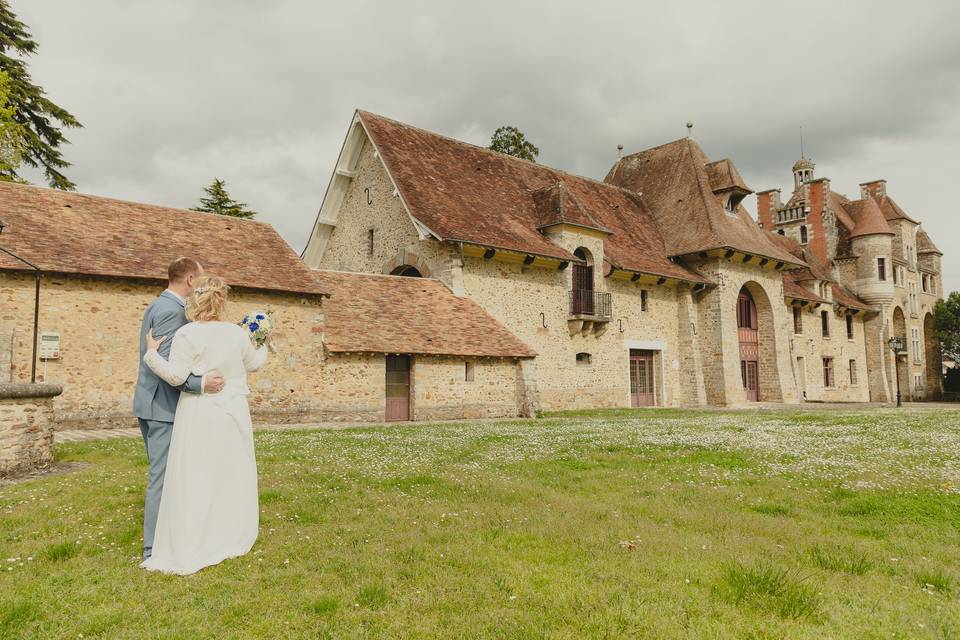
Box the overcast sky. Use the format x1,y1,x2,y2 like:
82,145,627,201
17,0,960,291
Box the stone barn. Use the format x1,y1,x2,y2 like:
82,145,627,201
0,182,536,429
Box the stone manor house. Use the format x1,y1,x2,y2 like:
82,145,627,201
0,111,947,429
302,111,945,411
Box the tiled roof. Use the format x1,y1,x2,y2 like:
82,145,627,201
916,229,943,255
784,281,830,304
0,182,329,296
358,112,708,284
831,284,875,312
605,138,801,266
767,232,835,284
829,192,855,231
844,197,894,238
704,158,751,194
314,271,535,358
876,195,918,224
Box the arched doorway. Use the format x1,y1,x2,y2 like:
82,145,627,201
737,287,760,401
924,313,942,399
390,265,422,278
571,247,594,315
892,306,909,400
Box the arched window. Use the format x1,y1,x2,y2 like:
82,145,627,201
799,225,808,244
390,265,422,278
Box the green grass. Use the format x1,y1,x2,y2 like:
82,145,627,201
1,407,959,638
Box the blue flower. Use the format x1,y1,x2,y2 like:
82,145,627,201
256,314,265,320
242,315,249,325
249,322,260,331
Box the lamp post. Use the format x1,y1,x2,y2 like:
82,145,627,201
888,336,905,408
0,220,41,383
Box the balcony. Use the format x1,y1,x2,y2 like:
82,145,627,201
568,290,612,337
774,206,807,224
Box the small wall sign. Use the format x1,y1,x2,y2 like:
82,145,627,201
40,332,61,360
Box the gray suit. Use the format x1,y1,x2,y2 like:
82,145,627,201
134,290,203,558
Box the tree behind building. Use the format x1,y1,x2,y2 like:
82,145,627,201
489,126,539,162
191,179,257,219
0,0,81,189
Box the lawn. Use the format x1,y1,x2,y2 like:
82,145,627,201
2,407,959,639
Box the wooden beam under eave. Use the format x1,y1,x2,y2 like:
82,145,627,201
558,261,569,271
656,277,667,285
775,262,784,270
759,258,769,267
724,249,736,259
631,273,641,282
742,254,753,264
483,249,496,260
523,255,535,266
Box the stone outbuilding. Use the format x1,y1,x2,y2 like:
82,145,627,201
0,182,536,428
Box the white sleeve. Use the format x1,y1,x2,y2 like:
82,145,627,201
242,335,268,373
144,331,196,387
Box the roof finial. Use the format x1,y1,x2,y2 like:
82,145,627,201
616,143,624,159
800,125,805,159
686,122,694,138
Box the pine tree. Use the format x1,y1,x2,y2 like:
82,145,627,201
190,178,257,219
0,0,81,189
0,71,25,181
489,126,539,162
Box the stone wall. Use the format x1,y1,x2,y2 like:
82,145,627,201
0,272,331,428
315,138,457,287
692,257,799,406
0,383,61,476
412,356,524,421
790,305,871,403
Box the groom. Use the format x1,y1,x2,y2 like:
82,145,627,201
134,257,225,559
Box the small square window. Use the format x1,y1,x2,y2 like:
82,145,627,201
793,306,803,334
576,352,592,366
640,289,649,312
849,359,858,385
846,315,853,340
367,228,375,255
821,311,830,338
465,361,475,382
822,357,834,388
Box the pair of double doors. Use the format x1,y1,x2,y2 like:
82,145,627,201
630,350,656,407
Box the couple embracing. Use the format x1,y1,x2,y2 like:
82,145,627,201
133,257,271,576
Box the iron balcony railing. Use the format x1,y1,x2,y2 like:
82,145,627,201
569,289,612,321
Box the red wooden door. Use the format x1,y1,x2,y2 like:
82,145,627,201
737,289,760,401
572,263,594,315
385,355,411,421
630,350,656,407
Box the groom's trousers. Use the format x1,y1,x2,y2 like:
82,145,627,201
139,418,173,559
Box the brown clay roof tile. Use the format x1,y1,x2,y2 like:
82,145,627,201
916,228,942,255
0,182,329,296
314,271,535,357
358,111,708,283
605,138,801,266
845,197,894,238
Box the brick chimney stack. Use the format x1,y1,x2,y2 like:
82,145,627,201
756,188,781,229
859,179,886,200
806,178,832,263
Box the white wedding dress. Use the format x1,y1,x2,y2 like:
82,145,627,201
140,321,267,575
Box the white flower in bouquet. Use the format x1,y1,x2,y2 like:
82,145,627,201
239,310,275,349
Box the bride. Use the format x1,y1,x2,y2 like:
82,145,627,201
140,275,268,575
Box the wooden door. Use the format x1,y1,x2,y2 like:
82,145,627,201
572,262,594,315
630,350,656,407
385,355,411,421
737,289,760,401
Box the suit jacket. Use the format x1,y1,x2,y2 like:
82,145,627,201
133,290,203,422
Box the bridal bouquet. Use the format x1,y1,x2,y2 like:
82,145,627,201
240,310,275,348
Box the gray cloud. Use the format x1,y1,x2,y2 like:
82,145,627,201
16,0,960,291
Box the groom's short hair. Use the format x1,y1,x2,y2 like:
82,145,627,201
167,257,202,283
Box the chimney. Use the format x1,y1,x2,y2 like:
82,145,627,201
859,179,886,200
756,188,781,229
805,178,831,263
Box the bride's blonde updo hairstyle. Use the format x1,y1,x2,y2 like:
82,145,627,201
186,275,230,322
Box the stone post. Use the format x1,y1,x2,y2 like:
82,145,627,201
0,383,63,476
